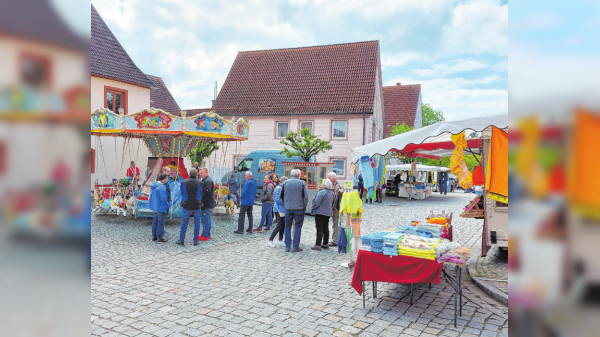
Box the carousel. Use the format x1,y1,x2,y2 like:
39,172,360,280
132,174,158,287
91,107,248,218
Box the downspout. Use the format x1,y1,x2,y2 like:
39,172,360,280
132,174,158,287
362,110,366,145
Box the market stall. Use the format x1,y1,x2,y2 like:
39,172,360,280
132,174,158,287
281,161,334,211
385,164,450,200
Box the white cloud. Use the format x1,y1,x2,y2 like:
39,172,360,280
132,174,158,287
441,0,507,55
93,0,143,33
411,58,489,77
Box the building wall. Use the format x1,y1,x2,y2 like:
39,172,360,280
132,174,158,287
208,114,369,182
369,68,384,143
90,76,152,185
0,36,87,91
414,93,423,128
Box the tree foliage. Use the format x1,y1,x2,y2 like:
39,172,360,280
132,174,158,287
389,122,413,137
279,128,332,162
188,140,220,165
422,103,445,126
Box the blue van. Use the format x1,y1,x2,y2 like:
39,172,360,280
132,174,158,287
221,150,311,193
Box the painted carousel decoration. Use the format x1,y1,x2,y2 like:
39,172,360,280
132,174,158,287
92,107,249,218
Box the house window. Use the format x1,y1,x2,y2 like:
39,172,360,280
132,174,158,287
276,122,289,138
104,86,128,114
332,121,347,139
331,158,346,177
299,121,313,134
20,53,50,89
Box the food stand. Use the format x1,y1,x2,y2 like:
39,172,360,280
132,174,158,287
281,161,334,211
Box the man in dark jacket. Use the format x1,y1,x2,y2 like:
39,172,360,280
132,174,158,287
199,167,215,241
176,168,202,246
280,169,309,252
234,172,257,234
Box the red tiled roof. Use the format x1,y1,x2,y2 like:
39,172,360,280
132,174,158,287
91,5,154,88
383,83,421,137
146,74,181,114
185,108,212,117
212,41,380,116
0,0,88,51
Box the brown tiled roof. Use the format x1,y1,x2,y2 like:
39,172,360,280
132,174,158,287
0,0,88,51
185,108,213,117
91,5,154,88
146,74,181,114
212,41,380,116
383,83,421,137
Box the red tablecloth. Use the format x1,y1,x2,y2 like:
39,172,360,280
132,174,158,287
351,250,443,294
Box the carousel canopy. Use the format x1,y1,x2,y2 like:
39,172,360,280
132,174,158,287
351,114,508,161
91,107,249,157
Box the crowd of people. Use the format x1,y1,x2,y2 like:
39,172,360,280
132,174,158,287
146,166,346,253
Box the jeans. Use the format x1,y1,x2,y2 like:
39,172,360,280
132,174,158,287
151,211,166,240
258,203,273,229
178,209,200,243
237,204,253,232
269,212,286,241
201,209,212,237
315,214,330,246
284,209,305,249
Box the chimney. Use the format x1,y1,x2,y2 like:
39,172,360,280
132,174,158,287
396,82,402,86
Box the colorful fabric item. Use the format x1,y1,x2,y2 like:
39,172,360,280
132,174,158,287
450,132,473,189
339,190,363,216
351,251,443,294
360,155,375,199
485,127,508,203
472,165,485,186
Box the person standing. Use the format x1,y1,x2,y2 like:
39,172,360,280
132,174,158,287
327,172,342,247
256,174,275,231
193,161,200,172
311,179,334,251
357,173,364,200
149,173,170,242
281,169,308,252
161,166,172,212
227,173,240,208
234,171,257,234
268,176,287,247
176,168,202,246
198,167,215,241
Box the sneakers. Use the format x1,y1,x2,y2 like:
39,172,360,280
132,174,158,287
175,241,184,245
152,238,157,242
267,241,275,247
292,248,304,253
253,228,262,232
193,241,199,246
311,246,322,251
198,235,211,241
321,245,329,250
328,241,337,247
233,231,243,234
278,241,285,247
285,247,291,252
264,228,271,231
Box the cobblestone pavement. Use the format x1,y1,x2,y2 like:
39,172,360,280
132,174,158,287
92,192,508,337
470,247,509,297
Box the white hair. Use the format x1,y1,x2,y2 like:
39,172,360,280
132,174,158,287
245,171,253,177
327,172,337,180
290,169,301,177
321,179,333,189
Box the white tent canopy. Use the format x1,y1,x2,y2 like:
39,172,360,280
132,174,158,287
386,164,449,173
351,114,508,162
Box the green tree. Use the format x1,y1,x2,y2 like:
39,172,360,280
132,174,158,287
389,122,413,136
422,103,445,126
188,140,220,165
280,128,332,162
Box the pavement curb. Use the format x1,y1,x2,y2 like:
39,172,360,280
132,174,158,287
467,256,508,306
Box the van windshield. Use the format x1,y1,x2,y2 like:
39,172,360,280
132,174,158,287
238,158,252,172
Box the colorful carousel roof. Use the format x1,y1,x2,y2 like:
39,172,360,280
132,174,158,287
91,107,249,157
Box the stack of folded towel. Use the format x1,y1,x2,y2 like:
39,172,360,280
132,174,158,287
382,232,404,256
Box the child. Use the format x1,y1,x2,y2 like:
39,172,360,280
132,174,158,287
224,193,236,215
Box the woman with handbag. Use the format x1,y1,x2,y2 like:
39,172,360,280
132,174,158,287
311,179,334,251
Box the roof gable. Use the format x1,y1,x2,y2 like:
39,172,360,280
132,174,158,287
212,41,380,116
146,74,181,114
91,5,154,88
383,83,421,137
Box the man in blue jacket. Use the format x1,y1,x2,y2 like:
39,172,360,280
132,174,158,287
149,173,170,242
176,168,202,246
234,171,257,234
280,169,309,252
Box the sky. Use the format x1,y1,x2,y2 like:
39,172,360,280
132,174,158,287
66,0,508,121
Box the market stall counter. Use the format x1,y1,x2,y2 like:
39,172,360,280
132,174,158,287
351,250,464,327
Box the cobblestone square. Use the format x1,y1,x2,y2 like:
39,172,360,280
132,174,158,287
92,192,508,336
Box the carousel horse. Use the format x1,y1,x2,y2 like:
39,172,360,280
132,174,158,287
125,195,137,218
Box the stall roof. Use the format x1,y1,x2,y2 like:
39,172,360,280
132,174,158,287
351,114,508,161
386,164,450,173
